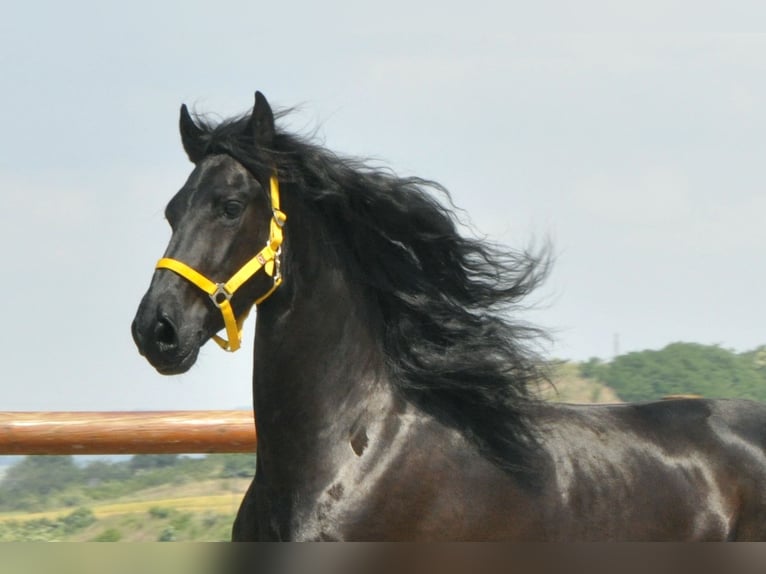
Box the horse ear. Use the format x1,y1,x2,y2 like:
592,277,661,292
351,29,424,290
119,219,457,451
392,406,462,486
249,91,275,147
179,104,206,163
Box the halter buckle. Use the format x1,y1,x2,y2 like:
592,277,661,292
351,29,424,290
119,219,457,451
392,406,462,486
274,247,283,281
209,283,232,308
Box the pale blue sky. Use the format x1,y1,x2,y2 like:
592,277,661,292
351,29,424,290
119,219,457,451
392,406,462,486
2,2,765,410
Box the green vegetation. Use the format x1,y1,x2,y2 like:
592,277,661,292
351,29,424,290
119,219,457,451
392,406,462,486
0,507,96,541
0,453,255,513
579,343,766,402
0,454,255,541
91,527,122,542
0,456,82,511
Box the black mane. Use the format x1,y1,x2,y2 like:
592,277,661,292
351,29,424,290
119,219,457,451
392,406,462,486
193,110,551,476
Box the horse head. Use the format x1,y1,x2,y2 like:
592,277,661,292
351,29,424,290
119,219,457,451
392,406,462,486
132,92,283,374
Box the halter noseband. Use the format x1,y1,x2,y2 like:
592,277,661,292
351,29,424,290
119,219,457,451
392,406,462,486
155,174,286,352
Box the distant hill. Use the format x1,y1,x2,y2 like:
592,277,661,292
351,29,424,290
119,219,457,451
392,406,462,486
540,362,621,404
578,343,766,403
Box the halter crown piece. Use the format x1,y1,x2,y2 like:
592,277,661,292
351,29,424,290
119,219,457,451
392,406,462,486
155,174,286,352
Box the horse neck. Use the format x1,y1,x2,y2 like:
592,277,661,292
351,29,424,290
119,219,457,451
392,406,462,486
250,195,392,476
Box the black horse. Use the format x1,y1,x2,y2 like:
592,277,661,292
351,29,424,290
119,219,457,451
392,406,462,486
132,92,766,540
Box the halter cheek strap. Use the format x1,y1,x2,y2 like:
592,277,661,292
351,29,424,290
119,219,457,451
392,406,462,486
155,175,286,352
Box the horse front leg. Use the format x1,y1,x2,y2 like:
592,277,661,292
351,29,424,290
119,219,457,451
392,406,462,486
231,476,260,541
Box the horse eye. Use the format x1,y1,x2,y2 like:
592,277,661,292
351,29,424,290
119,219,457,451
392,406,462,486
222,200,244,219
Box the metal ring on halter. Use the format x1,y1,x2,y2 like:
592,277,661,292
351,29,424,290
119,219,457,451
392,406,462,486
209,284,232,308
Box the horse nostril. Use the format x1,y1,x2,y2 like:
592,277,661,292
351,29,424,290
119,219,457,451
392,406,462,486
154,313,179,350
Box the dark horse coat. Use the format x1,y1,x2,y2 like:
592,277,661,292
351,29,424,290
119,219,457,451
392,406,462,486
133,92,766,541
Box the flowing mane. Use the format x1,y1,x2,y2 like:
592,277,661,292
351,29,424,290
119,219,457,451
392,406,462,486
188,109,551,475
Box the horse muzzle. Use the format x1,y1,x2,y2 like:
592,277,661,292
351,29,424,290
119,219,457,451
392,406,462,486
131,296,203,375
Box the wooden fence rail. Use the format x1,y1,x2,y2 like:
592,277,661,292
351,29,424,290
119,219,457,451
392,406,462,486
0,411,257,455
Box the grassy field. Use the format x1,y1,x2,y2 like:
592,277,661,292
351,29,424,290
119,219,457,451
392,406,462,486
0,477,251,542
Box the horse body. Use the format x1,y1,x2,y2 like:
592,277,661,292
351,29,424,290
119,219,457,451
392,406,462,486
241,317,766,542
132,92,766,541
537,399,766,540
237,395,766,541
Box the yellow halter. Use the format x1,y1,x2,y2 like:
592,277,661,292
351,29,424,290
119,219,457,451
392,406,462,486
155,174,286,352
